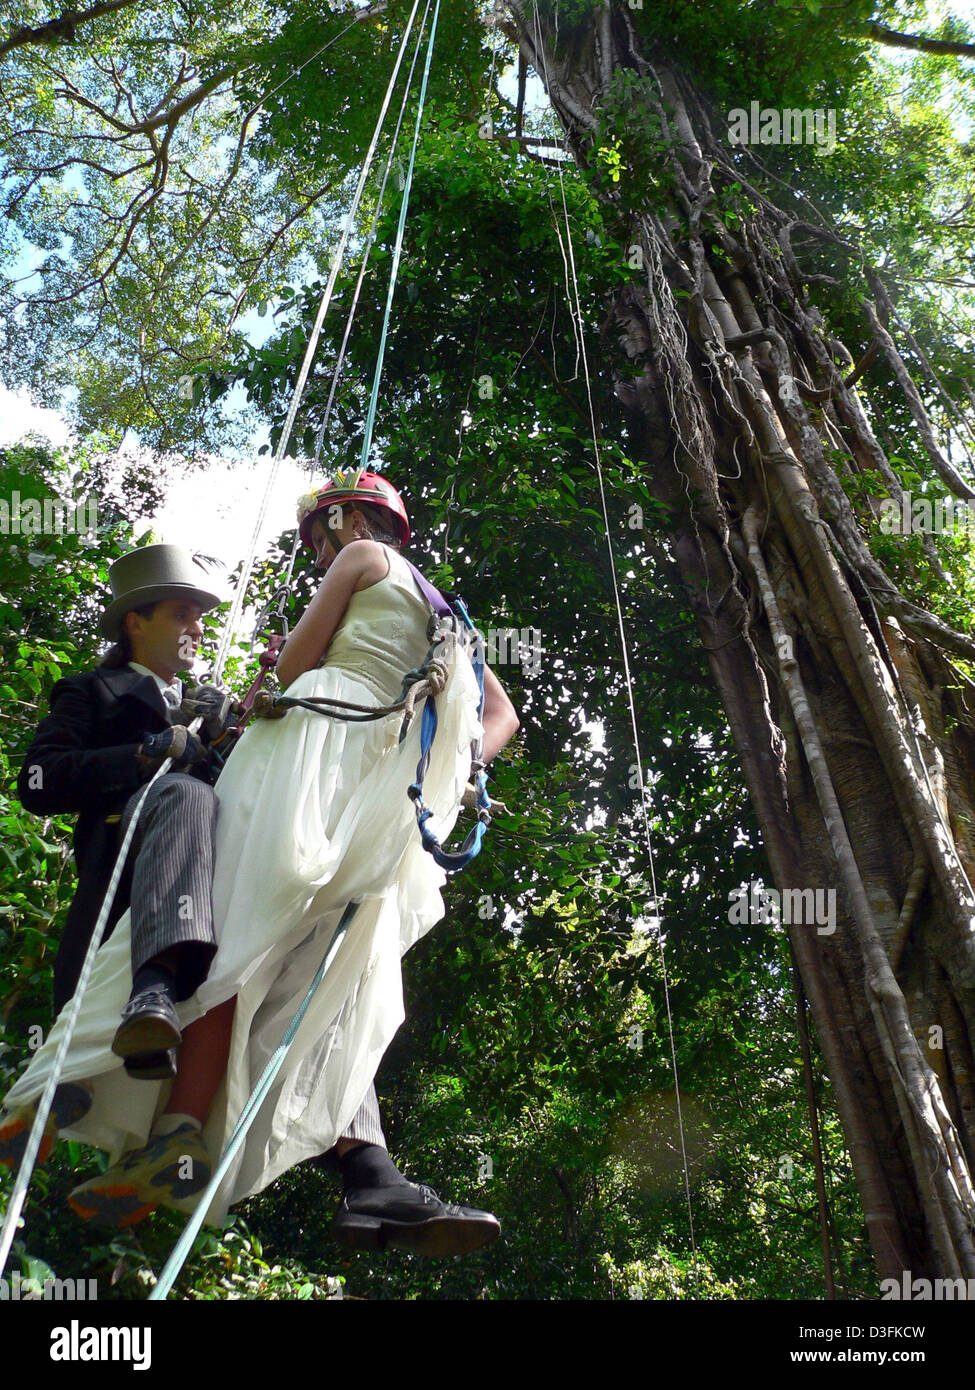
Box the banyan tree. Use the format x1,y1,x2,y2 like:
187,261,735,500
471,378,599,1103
501,0,975,1283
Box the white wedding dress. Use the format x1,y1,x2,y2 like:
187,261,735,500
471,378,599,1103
4,546,482,1223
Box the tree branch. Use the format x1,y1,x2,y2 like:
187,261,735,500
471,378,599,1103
0,0,140,56
866,21,975,59
56,66,234,138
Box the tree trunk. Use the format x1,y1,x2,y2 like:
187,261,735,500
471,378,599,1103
506,0,975,1284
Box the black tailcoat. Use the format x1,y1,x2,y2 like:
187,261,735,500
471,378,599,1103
16,665,206,1013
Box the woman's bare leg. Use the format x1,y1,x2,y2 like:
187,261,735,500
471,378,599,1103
163,997,236,1125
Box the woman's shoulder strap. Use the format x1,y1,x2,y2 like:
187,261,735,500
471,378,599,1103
391,551,454,618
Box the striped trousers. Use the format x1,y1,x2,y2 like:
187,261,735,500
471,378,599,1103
119,773,386,1148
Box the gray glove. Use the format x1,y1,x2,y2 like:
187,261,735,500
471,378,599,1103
139,725,210,773
177,683,237,746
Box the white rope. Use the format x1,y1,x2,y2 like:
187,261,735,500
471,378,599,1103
311,11,429,467
148,902,359,1301
211,0,427,684
250,2,432,637
530,5,699,1265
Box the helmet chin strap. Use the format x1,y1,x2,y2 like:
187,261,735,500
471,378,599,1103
323,508,367,559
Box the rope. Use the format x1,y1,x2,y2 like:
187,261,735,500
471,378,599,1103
256,0,435,626
242,0,443,727
236,0,435,669
310,9,430,469
211,0,427,685
791,961,838,1297
249,643,450,726
358,0,442,473
529,5,699,1268
407,618,490,872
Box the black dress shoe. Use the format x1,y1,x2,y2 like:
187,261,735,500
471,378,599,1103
122,1048,178,1081
332,1182,501,1257
112,989,182,1061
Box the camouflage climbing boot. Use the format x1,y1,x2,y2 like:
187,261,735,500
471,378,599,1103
68,1121,210,1227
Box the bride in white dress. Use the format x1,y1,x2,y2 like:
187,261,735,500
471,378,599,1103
2,473,519,1231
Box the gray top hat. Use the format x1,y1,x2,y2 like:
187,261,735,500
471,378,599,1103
100,544,222,639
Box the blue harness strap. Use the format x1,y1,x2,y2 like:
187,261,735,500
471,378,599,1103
403,578,491,874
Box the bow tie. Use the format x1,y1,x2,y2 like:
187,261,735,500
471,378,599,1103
162,685,182,712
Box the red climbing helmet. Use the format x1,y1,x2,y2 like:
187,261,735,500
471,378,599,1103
297,468,410,548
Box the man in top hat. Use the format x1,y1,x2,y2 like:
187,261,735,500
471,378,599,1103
16,543,230,1074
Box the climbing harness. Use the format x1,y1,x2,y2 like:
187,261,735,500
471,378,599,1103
248,562,493,873
401,582,491,874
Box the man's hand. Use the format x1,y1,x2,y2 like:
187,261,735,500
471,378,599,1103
138,726,210,774
176,684,238,746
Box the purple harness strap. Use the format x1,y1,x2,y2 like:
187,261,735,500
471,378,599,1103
402,556,453,618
